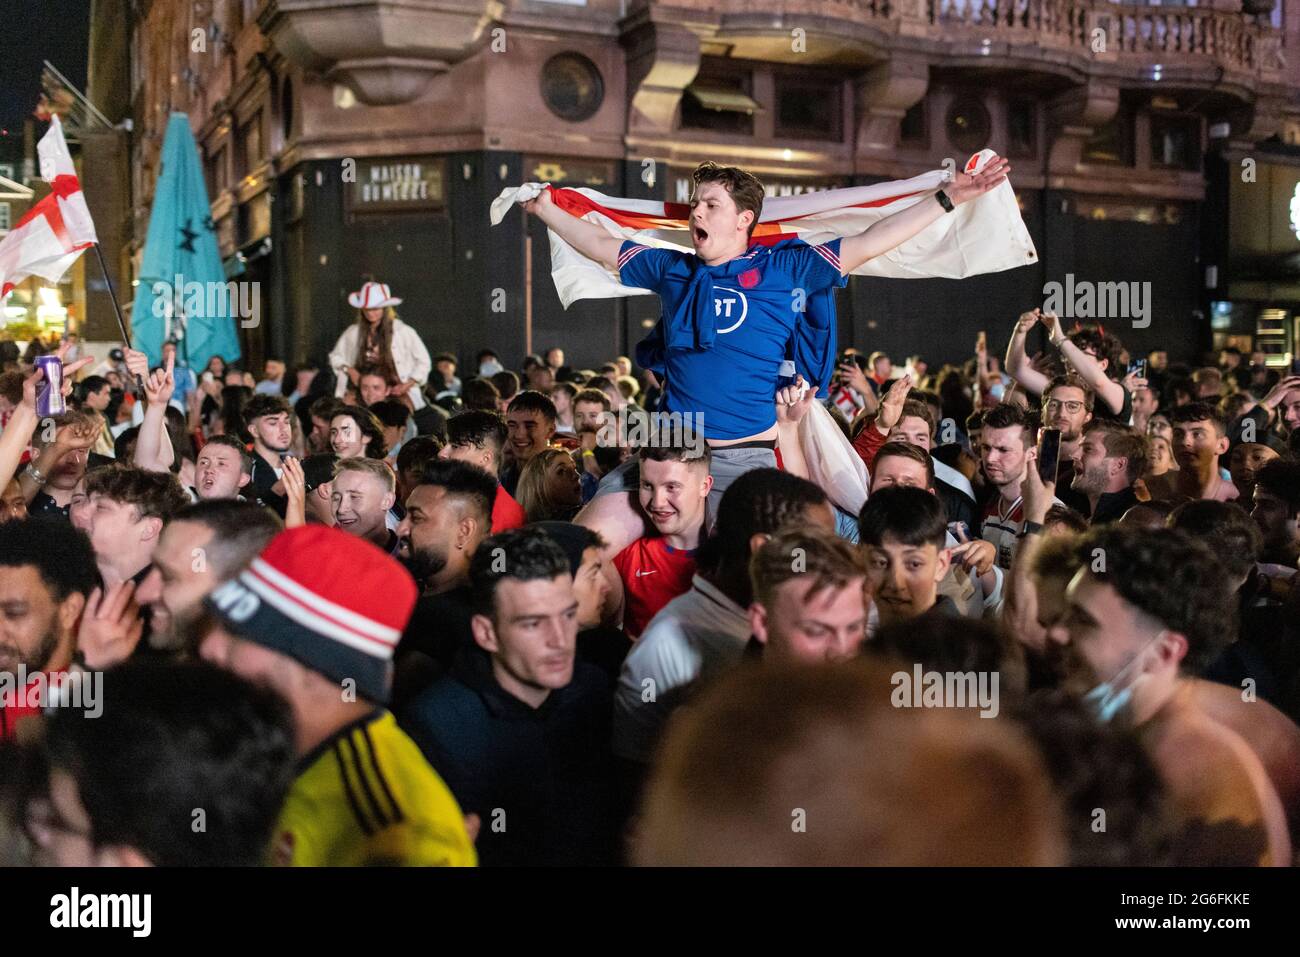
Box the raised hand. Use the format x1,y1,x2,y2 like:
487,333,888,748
281,455,307,528
876,374,914,433
776,375,817,425
1261,375,1300,412
1021,447,1056,525
1038,309,1063,344
1016,308,1040,335
946,155,1010,206
837,360,873,398
124,348,150,382
55,414,102,452
144,351,176,406
949,528,996,576
77,582,145,670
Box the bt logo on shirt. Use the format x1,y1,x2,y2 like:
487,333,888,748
712,287,748,334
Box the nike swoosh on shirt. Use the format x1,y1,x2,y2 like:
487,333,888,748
635,569,658,577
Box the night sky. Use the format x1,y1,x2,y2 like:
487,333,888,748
0,0,91,135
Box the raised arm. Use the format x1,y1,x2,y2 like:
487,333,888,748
774,377,818,479
521,187,625,272
838,156,1009,275
1005,309,1050,397
128,349,176,473
1042,311,1125,415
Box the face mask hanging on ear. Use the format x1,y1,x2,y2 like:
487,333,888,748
1083,630,1166,723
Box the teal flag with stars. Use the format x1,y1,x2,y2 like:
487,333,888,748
130,113,242,371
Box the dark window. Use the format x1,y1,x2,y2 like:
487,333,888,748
1083,109,1134,166
945,96,991,155
1150,114,1201,171
238,112,262,180
681,63,757,136
774,75,842,142
900,100,928,148
1006,98,1037,157
540,53,605,123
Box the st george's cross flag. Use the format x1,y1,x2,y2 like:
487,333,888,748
489,149,1037,308
0,116,98,299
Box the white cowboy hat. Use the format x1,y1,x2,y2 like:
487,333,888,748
348,281,403,310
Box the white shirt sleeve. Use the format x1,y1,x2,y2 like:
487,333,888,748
328,327,357,398
612,614,701,763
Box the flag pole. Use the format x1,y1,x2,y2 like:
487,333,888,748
89,241,145,393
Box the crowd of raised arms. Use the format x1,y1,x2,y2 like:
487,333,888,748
2,170,1300,866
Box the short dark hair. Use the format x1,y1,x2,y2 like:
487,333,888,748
698,469,827,575
506,389,557,423
1072,525,1236,673
85,465,190,521
1169,401,1225,437
638,437,711,470
1166,500,1261,581
415,459,498,528
243,393,293,423
395,435,443,478
693,162,765,238
76,375,110,403
871,615,1025,697
750,527,865,609
169,500,283,579
368,399,411,429
434,352,457,367
44,660,295,866
858,485,948,549
461,377,501,413
1253,459,1300,517
0,517,97,601
469,527,571,618
550,382,577,402
330,407,387,459
447,409,508,471
982,402,1036,447
308,395,348,423
874,441,935,489
894,399,936,437
1044,504,1089,533
491,370,520,402
1044,374,1095,412
573,388,611,411
199,434,253,475
965,410,985,434
1068,325,1125,378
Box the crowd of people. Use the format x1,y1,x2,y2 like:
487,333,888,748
0,157,1299,868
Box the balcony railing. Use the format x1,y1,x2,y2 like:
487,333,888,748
649,0,1285,79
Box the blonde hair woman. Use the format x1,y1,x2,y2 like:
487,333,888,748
328,281,433,413
516,447,583,523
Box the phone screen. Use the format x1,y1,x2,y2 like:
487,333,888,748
1037,428,1062,485
1128,359,1147,378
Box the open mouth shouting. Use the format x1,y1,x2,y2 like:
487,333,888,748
692,224,709,246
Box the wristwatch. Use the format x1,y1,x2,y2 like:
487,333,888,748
934,189,954,213
24,463,47,485
1021,521,1044,537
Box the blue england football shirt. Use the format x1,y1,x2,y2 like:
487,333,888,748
619,237,847,441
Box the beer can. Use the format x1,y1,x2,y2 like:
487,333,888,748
35,355,66,417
